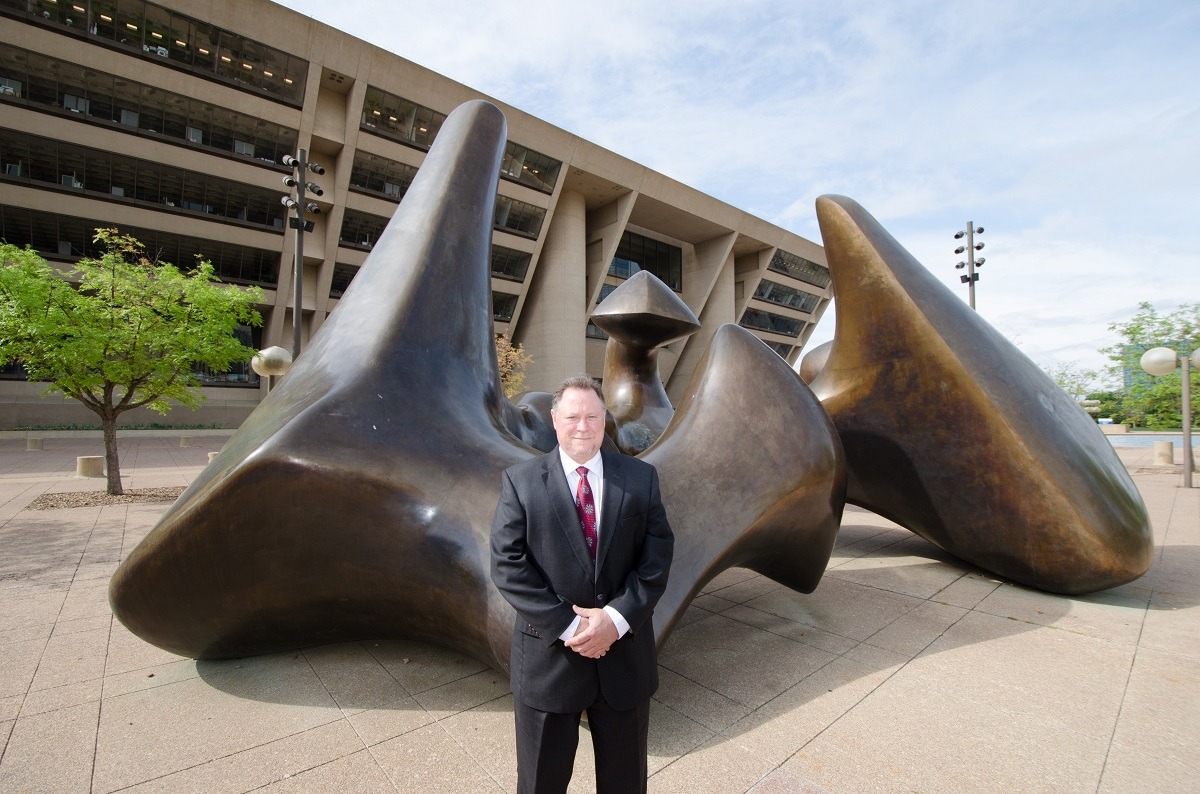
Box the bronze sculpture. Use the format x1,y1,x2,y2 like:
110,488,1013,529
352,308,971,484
108,101,1153,671
808,195,1153,594
107,100,845,666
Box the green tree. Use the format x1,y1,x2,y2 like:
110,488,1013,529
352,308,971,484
1044,361,1100,402
1101,302,1200,429
1086,390,1127,424
0,229,262,494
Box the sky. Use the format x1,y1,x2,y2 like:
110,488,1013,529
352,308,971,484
277,0,1199,384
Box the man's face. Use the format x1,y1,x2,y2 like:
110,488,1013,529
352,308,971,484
552,387,606,464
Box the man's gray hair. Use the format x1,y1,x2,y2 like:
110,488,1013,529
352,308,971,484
551,374,604,410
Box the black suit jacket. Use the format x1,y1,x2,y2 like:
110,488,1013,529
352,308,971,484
490,448,673,713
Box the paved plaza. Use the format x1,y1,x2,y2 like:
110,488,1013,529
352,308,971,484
0,436,1196,793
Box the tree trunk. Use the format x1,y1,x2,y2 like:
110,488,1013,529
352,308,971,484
101,414,123,496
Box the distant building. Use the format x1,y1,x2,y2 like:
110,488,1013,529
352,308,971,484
0,0,830,427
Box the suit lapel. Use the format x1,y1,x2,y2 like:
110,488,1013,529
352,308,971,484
595,451,626,573
542,450,595,577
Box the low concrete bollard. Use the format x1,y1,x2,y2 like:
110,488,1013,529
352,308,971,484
180,436,192,447
76,456,104,478
1154,440,1174,466
208,451,219,462
26,438,42,451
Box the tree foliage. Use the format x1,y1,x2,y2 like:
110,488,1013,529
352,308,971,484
495,333,532,398
1100,302,1200,429
0,229,262,494
1044,361,1100,402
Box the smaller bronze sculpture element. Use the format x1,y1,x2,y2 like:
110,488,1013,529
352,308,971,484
810,194,1153,594
591,270,701,453
798,340,832,385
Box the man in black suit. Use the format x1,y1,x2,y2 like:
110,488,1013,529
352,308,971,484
491,374,674,794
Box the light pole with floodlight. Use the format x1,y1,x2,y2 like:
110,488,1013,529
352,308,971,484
953,222,985,310
281,149,326,358
1139,346,1198,488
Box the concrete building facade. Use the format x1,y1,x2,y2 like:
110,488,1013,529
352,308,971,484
0,0,831,428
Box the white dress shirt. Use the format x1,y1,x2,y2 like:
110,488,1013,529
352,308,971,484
556,448,630,642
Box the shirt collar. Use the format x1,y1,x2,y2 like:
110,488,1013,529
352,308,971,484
559,448,602,479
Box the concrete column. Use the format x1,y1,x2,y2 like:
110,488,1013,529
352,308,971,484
1154,441,1175,465
518,190,588,391
76,456,104,477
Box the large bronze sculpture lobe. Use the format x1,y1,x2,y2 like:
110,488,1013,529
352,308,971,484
642,323,845,642
108,99,530,666
809,194,1153,594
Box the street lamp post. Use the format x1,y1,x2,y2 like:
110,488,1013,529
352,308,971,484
1140,346,1198,488
953,222,986,310
281,149,326,358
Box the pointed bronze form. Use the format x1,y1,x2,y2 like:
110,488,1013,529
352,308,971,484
591,270,701,453
107,100,846,672
109,100,530,666
643,324,845,642
810,194,1152,594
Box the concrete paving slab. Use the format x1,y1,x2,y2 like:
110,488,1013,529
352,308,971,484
0,438,1196,792
745,576,924,642
371,723,505,793
0,700,99,794
1099,647,1200,793
116,719,366,794
256,748,397,793
302,642,412,716
659,614,836,710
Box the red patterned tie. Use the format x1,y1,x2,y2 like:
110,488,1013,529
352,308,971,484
575,466,597,559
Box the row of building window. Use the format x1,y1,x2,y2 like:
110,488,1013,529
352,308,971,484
0,0,307,103
339,195,547,251
768,249,831,289
0,206,281,287
328,245,534,303
740,307,806,338
609,231,683,291
359,85,562,195
753,278,821,313
0,43,298,167
0,128,288,231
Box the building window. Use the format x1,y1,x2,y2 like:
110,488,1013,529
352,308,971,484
739,307,805,338
329,263,359,298
500,141,561,194
339,209,390,250
360,86,446,150
0,43,299,165
494,196,546,238
609,231,682,291
753,279,821,313
586,284,618,339
348,150,418,201
491,245,532,282
193,325,261,387
768,249,831,289
765,341,793,359
0,206,281,287
492,292,518,322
